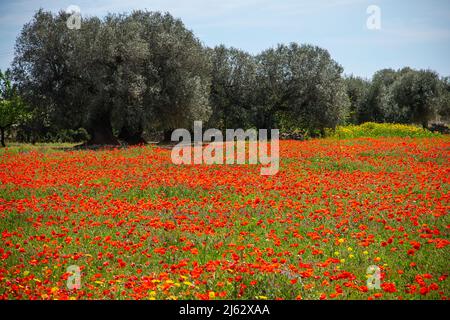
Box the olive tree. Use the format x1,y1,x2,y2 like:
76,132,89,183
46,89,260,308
0,70,28,147
12,10,211,145
255,43,349,136
344,75,370,124
208,45,257,131
389,69,442,128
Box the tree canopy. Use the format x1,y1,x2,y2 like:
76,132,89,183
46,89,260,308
0,70,28,147
12,10,211,145
7,9,450,145
255,44,349,136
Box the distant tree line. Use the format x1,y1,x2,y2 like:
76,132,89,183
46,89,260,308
0,9,449,146
345,68,449,129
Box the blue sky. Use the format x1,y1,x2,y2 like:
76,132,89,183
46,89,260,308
0,0,449,79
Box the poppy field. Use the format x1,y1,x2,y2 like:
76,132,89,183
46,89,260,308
0,137,449,300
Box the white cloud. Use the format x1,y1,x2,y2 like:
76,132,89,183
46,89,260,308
325,25,450,48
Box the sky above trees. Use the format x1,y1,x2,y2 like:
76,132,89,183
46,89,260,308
0,0,449,78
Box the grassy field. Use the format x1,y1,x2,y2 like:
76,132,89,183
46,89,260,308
0,136,449,300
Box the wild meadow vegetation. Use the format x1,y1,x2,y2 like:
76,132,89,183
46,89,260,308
0,8,449,301
1,133,449,300
331,123,440,139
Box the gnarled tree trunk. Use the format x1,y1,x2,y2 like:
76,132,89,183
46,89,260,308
86,113,120,146
118,125,147,145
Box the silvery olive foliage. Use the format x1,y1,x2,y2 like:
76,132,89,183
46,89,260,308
11,10,449,144
13,10,211,144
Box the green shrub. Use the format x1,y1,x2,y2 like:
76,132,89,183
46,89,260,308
329,122,439,138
